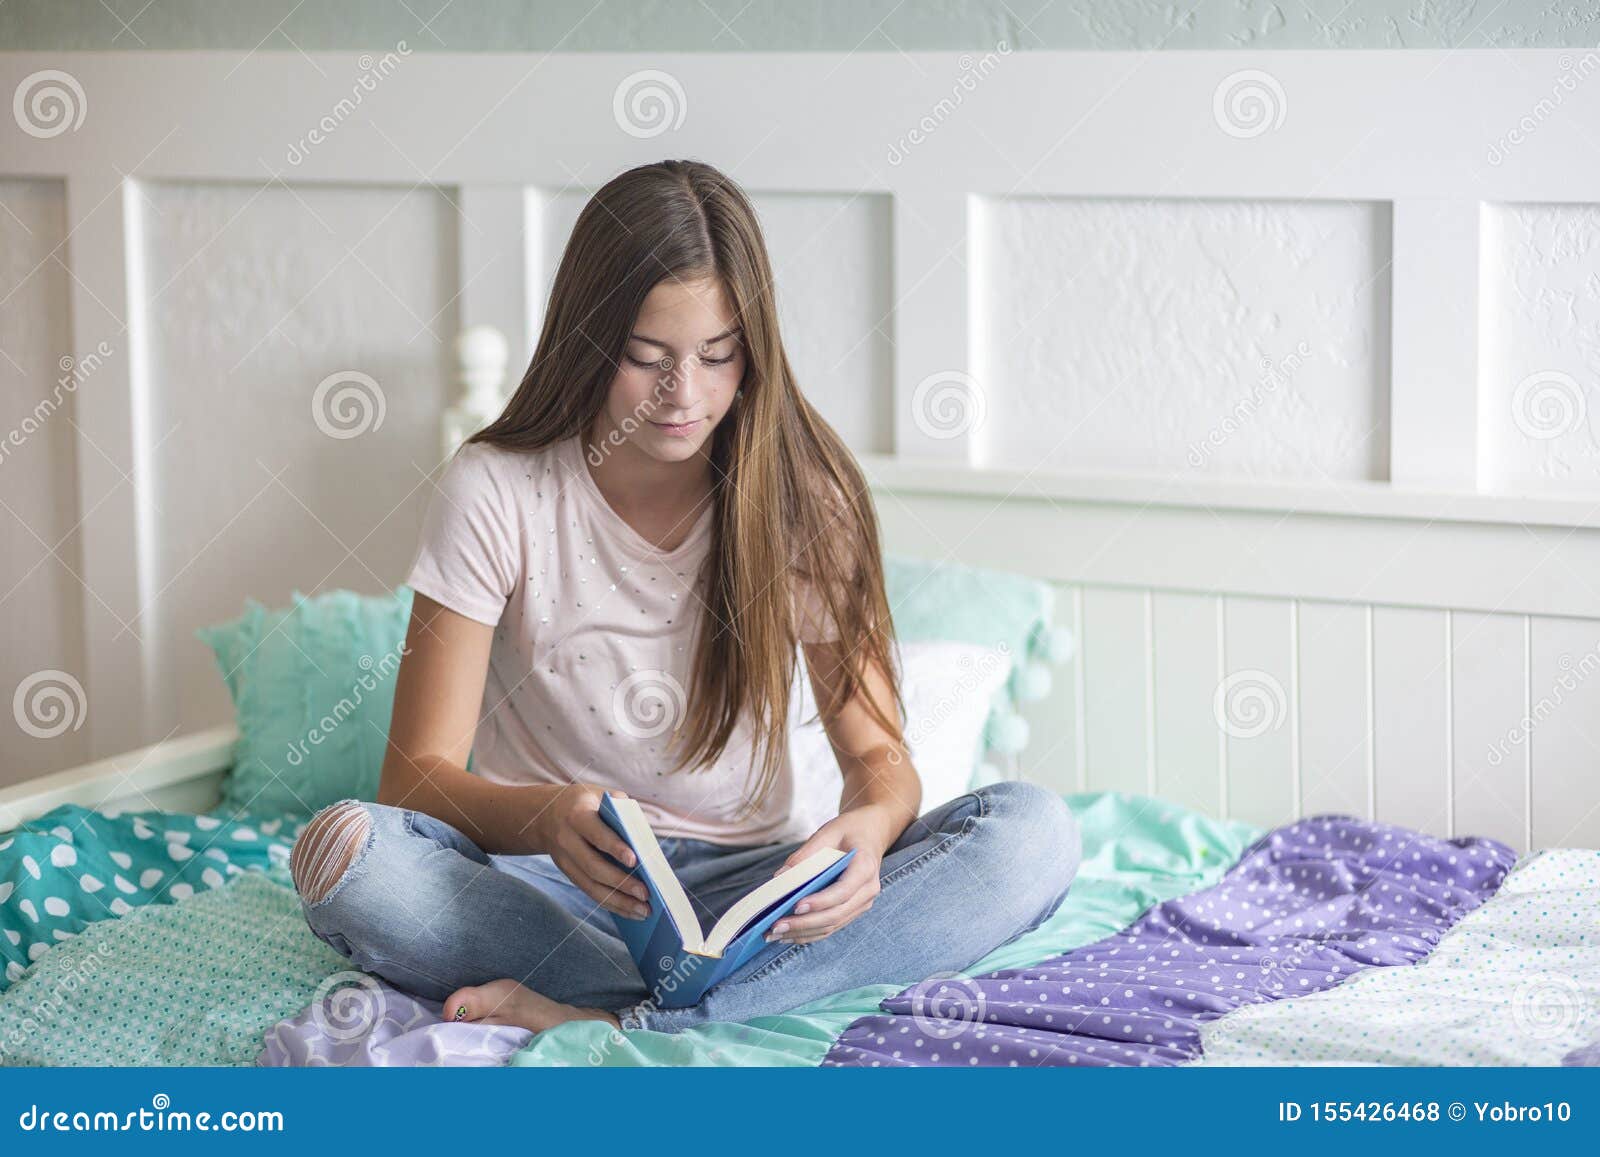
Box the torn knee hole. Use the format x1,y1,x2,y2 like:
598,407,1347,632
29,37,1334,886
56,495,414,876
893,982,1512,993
290,802,371,904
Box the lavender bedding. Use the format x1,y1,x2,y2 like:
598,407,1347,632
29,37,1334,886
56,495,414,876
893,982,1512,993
824,816,1517,1067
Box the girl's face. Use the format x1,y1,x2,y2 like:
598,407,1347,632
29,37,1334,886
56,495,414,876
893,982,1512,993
598,276,746,465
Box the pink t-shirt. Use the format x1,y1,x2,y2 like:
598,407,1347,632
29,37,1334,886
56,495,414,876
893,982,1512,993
403,434,837,846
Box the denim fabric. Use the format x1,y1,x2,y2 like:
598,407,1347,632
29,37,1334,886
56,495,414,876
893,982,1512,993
298,781,1082,1035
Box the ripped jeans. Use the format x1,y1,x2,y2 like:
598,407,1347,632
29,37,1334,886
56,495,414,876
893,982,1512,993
291,781,1082,1034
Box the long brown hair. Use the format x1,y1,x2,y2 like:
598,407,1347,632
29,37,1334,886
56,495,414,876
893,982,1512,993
467,159,904,814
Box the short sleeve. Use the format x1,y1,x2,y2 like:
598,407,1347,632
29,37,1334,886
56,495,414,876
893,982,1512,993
791,573,842,645
404,443,519,626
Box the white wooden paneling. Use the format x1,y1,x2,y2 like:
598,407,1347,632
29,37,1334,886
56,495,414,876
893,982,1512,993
1372,606,1449,833
1479,203,1600,493
1390,200,1478,488
1151,591,1224,818
1296,601,1372,821
1528,616,1600,850
1016,583,1082,796
457,185,533,370
0,179,90,778
62,174,156,759
139,180,458,739
1220,596,1295,827
1449,610,1529,850
1080,586,1150,796
976,197,1389,481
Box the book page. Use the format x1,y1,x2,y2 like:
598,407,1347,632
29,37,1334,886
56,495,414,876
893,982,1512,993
703,848,847,956
607,796,707,953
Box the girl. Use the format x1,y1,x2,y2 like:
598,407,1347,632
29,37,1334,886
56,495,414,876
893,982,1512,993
288,159,1081,1036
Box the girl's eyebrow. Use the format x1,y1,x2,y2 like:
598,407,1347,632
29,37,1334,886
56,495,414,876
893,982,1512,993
629,326,742,349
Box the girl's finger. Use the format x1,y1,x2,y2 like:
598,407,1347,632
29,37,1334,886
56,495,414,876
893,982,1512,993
576,813,638,870
568,864,650,920
569,839,651,906
791,858,874,914
769,888,869,937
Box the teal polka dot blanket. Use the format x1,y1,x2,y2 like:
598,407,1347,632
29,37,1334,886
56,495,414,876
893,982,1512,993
0,804,302,989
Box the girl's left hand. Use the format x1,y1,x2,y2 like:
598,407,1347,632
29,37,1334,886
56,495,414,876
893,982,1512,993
765,804,898,945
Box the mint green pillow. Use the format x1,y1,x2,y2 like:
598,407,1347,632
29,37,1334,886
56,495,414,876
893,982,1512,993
884,553,1056,676
882,554,1062,773
197,586,415,819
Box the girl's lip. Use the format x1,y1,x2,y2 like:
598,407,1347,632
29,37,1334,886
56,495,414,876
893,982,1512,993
650,418,703,435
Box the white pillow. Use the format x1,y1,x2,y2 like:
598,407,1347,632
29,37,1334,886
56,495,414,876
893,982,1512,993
787,640,1014,833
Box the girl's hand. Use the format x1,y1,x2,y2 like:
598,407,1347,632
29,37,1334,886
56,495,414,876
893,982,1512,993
530,785,652,920
764,804,898,945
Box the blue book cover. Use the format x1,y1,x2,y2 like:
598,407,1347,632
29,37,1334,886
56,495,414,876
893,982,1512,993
597,793,855,1007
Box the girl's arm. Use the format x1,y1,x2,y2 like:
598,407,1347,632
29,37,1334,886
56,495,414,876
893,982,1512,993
763,637,921,945
375,592,649,919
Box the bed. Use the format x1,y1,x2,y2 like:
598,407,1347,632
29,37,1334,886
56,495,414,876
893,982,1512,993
2,669,1596,1069
5,47,1600,1068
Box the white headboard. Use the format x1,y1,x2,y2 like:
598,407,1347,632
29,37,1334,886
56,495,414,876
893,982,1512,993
5,49,1600,851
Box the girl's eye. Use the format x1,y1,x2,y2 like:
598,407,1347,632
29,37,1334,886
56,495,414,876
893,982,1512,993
626,352,738,368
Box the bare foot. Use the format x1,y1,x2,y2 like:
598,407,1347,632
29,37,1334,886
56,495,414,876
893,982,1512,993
443,978,621,1033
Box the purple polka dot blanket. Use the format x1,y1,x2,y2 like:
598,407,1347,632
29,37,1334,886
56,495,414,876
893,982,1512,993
823,815,1517,1067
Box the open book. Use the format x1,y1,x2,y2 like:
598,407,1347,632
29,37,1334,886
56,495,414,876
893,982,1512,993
597,793,854,1007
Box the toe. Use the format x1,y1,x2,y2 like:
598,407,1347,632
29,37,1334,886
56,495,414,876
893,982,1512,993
443,984,490,1023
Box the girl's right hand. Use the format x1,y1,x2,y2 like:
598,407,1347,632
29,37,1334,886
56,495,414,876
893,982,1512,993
532,785,652,920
